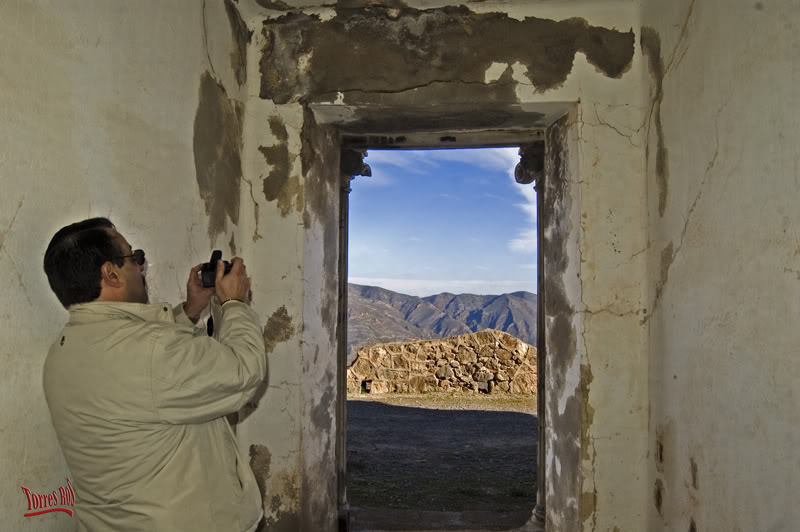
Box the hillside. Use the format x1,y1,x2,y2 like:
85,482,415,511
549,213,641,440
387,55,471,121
347,283,537,364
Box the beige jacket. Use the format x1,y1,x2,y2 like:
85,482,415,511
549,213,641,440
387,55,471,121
43,299,266,532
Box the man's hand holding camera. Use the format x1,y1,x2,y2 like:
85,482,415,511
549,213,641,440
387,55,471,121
184,256,251,321
215,257,251,305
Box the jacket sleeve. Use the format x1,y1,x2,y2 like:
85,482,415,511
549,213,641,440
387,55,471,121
172,303,197,327
150,301,267,424
172,303,212,338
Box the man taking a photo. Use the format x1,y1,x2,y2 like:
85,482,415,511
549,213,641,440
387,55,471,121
42,217,266,531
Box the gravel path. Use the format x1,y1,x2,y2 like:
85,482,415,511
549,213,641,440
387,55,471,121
346,394,538,513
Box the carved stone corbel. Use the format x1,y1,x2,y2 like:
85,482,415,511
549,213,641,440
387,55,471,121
515,141,545,188
340,149,372,179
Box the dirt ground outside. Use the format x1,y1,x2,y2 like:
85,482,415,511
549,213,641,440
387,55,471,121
346,393,538,515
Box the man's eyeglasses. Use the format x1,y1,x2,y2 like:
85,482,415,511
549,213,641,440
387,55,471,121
112,249,146,266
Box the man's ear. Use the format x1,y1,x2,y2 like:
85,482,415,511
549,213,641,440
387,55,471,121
101,261,124,289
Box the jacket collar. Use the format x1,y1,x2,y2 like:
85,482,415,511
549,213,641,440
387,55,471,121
68,301,176,324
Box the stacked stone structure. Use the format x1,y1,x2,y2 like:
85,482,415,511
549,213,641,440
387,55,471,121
347,329,537,395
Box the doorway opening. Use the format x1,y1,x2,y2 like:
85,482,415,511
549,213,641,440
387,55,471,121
336,142,547,531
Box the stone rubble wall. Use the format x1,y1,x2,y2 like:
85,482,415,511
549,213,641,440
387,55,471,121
347,329,537,394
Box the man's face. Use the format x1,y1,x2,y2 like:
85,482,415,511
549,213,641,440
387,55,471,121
112,231,149,304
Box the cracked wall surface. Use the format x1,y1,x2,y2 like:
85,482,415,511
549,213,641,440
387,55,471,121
259,6,635,104
643,0,800,530
244,1,651,530
542,113,582,531
234,94,340,529
297,110,340,530
193,71,244,241
4,0,796,530
0,1,247,530
2,0,659,530
236,92,307,529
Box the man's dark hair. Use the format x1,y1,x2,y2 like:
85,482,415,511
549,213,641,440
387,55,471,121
44,218,124,308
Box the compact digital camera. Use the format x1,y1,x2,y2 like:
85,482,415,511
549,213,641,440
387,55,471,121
201,250,232,288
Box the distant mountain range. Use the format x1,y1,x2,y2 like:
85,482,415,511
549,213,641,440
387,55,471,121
347,283,537,364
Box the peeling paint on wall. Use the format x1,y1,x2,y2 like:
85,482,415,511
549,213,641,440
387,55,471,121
543,115,581,531
229,232,237,256
297,105,340,530
224,0,252,87
300,375,336,529
655,424,666,473
249,443,272,503
300,107,339,345
256,0,294,10
193,71,243,242
311,384,334,434
259,116,303,217
259,7,635,104
299,108,318,184
264,470,301,531
654,478,664,516
580,363,595,463
580,362,597,530
641,26,669,218
580,490,597,527
652,419,677,523
263,305,296,353
337,0,410,9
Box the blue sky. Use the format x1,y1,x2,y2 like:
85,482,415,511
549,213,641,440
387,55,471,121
348,147,538,297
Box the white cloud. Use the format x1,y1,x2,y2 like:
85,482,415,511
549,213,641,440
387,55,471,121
349,277,536,297
365,147,521,176
506,159,538,256
362,150,432,174
509,228,538,254
417,147,520,172
353,173,393,187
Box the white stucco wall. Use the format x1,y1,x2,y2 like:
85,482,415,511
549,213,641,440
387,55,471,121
487,3,651,530
16,0,793,531
234,0,654,529
642,0,800,530
0,1,245,529
236,96,309,528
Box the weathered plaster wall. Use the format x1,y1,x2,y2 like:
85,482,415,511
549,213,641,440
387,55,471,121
0,1,247,529
8,1,792,530
1,0,657,530
541,113,582,531
642,1,800,530
299,111,341,530
248,1,651,530
235,26,342,527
